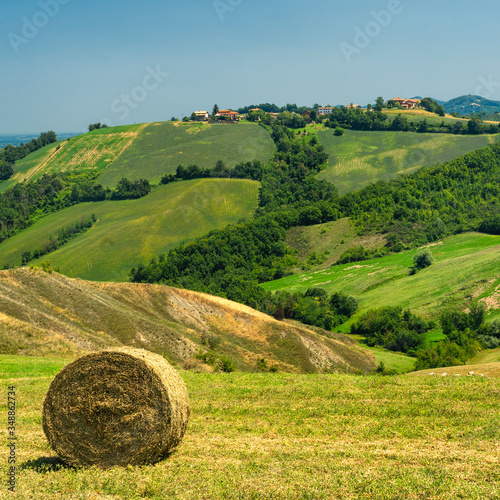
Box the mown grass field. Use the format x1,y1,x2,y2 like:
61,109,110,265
1,125,146,191
1,121,275,192
0,179,259,281
381,109,467,125
98,121,276,186
317,129,499,194
263,232,500,325
2,354,499,500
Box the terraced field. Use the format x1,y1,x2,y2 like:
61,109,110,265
0,179,259,281
317,129,499,194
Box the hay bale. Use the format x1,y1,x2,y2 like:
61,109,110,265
43,347,190,468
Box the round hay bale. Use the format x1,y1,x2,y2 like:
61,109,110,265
43,347,190,468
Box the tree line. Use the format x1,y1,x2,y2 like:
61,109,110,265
351,304,500,369
324,107,499,135
21,214,97,265
0,172,151,243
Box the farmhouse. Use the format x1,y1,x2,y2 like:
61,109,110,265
318,107,334,116
391,98,421,109
194,111,209,120
216,110,240,121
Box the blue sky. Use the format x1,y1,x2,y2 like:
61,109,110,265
1,0,499,133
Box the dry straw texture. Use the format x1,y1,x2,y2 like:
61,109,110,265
43,347,190,468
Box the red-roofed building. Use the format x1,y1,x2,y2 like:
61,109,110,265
391,98,421,109
216,110,240,121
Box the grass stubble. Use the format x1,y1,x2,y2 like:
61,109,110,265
2,355,499,499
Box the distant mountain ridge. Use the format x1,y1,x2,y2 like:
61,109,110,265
435,95,500,117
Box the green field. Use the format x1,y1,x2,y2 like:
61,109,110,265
0,179,259,281
0,125,146,191
263,232,500,324
0,122,275,192
98,121,276,186
381,109,468,125
317,129,499,194
3,354,499,499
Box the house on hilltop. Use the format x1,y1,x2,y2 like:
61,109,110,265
318,107,334,116
193,111,209,120
216,110,240,121
391,98,421,109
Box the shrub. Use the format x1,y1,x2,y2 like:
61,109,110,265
413,249,433,271
217,355,236,373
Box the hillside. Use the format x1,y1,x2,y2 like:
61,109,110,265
317,128,499,194
443,94,500,116
98,121,276,186
0,179,259,281
0,268,375,374
1,125,145,192
263,232,500,324
1,121,275,192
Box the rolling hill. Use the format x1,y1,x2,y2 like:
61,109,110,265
0,179,260,281
1,121,276,192
1,124,145,192
0,267,375,374
442,94,500,116
263,232,500,325
98,121,276,186
317,129,499,194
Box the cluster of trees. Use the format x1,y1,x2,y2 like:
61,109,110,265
351,306,432,354
270,289,358,330
160,160,264,185
21,214,97,265
336,246,387,265
276,111,306,129
0,173,77,242
479,214,500,235
324,107,499,135
415,306,498,369
0,131,58,180
111,178,151,200
418,97,446,116
353,303,500,369
88,123,108,132
237,103,315,115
